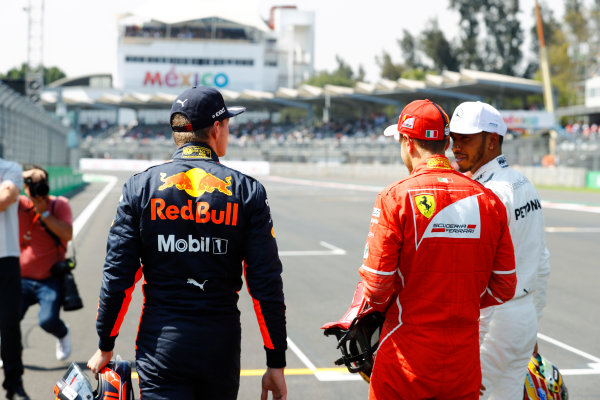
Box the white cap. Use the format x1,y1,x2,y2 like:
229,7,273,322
449,101,507,136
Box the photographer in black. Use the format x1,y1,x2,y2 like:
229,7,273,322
17,166,74,360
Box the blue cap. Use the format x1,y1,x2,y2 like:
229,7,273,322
170,86,245,131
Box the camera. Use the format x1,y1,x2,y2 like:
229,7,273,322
51,258,83,312
24,176,50,197
61,271,83,311
51,258,76,277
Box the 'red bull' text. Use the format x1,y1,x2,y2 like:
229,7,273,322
151,198,239,226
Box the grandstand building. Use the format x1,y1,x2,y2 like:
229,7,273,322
39,2,569,139
114,1,315,92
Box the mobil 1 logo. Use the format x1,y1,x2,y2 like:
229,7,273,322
158,234,228,254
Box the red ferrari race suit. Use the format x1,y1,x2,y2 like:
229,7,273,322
359,155,516,400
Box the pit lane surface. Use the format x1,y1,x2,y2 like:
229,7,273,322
19,170,599,399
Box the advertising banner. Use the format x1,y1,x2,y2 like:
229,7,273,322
501,110,555,130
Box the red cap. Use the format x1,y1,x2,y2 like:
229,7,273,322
383,99,450,141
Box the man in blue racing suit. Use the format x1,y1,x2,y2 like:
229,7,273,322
87,87,287,400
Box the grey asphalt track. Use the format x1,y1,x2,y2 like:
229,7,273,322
14,170,600,399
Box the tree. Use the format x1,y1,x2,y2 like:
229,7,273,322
1,65,25,80
356,65,366,83
589,0,600,76
376,26,454,82
544,28,578,106
564,0,589,45
401,68,428,81
376,51,403,81
449,0,485,70
449,0,524,74
0,63,66,85
563,0,591,104
481,0,523,75
398,30,421,70
419,19,459,72
44,67,66,85
304,56,364,87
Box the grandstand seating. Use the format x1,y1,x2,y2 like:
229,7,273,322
77,116,600,170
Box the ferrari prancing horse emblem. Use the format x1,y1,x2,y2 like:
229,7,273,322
416,194,435,218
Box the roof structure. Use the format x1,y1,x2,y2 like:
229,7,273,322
48,74,112,89
117,0,270,32
555,104,600,119
42,69,544,115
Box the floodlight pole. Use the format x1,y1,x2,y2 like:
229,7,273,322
535,0,557,160
25,0,45,105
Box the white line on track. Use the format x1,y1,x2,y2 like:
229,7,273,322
286,337,362,381
266,175,600,214
541,200,600,214
286,337,317,373
279,241,346,256
538,333,600,363
538,333,600,375
265,175,382,192
72,174,118,239
281,241,359,381
545,227,600,233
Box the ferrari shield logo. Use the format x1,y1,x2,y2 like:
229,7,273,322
415,194,435,218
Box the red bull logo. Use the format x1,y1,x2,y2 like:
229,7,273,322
151,199,239,226
158,168,232,197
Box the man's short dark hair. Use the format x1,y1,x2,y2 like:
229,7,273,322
413,137,448,154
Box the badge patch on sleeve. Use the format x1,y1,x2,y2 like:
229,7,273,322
415,194,435,218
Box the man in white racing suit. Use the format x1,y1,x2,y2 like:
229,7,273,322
449,101,551,399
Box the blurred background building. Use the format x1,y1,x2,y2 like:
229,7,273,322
115,2,314,92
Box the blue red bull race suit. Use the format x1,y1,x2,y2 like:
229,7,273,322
95,142,286,399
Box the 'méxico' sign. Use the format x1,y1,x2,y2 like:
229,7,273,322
143,67,229,88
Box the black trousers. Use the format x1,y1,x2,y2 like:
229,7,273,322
135,311,241,399
0,256,24,392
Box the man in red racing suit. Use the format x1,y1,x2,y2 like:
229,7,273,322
359,100,516,400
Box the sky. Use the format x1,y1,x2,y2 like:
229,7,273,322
0,0,566,84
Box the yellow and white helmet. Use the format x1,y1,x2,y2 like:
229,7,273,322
524,353,568,400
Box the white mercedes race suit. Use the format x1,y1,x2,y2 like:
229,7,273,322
474,155,551,400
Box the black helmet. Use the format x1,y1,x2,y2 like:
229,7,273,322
321,282,385,383
54,358,134,400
